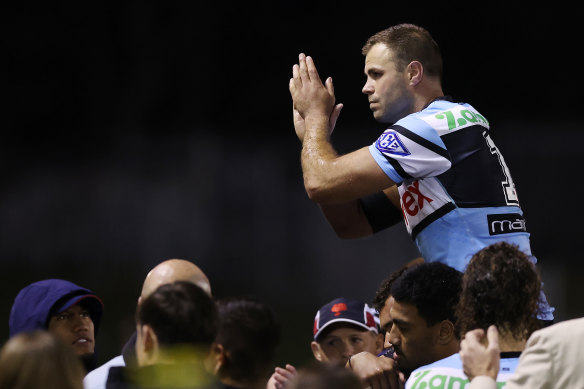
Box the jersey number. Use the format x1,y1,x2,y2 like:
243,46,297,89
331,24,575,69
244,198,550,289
483,131,519,206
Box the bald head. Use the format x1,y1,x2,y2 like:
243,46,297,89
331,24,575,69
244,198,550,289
140,259,212,300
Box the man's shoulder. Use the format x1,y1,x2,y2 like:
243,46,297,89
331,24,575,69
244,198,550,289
529,317,584,347
84,355,126,389
405,354,465,389
398,100,489,137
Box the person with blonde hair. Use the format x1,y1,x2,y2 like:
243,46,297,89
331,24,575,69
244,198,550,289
0,330,85,389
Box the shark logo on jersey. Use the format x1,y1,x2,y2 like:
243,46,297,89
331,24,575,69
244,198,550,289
376,130,410,156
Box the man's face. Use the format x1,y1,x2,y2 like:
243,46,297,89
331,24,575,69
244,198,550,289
311,326,383,364
380,297,440,376
362,43,414,124
47,303,95,356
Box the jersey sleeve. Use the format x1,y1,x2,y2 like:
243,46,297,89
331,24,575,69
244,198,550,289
369,116,452,185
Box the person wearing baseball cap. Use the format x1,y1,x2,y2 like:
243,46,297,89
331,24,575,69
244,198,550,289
310,297,384,364
8,278,104,373
267,298,383,389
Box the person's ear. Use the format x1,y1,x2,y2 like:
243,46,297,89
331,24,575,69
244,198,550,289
406,61,423,86
207,343,226,375
310,341,326,362
374,332,385,354
138,324,159,364
144,325,157,350
436,320,455,345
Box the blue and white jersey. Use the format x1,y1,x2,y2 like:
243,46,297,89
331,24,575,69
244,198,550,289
369,98,530,271
404,353,520,389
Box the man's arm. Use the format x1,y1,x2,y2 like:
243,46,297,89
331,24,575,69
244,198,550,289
319,186,402,239
290,53,395,205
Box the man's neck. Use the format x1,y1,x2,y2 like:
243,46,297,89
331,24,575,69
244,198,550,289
498,331,527,353
412,79,444,113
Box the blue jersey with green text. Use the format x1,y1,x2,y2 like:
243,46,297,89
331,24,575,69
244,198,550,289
405,353,519,389
369,97,530,270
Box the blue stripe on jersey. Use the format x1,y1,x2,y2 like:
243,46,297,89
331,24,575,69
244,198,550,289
368,144,405,184
414,205,533,271
394,108,448,149
392,125,451,161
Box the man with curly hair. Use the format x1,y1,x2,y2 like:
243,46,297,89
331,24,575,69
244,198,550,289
403,242,543,389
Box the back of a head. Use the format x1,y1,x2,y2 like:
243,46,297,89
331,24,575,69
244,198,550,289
0,330,84,389
215,296,281,384
287,361,361,389
140,259,212,299
391,262,462,327
456,242,542,339
362,23,443,79
137,281,218,348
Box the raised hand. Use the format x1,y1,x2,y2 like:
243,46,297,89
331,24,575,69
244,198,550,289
460,325,501,381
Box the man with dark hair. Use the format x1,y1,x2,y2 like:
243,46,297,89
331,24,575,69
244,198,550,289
404,241,543,388
105,281,221,389
349,262,462,387
8,279,104,373
85,258,212,389
210,296,281,389
288,23,554,320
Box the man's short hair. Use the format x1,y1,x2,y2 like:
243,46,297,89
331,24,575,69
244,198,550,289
455,242,543,339
390,262,462,327
361,23,443,80
215,296,281,383
136,281,218,347
373,264,413,312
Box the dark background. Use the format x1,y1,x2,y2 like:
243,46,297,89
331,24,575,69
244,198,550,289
3,2,582,368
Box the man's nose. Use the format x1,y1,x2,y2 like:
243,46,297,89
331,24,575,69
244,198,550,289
362,80,373,95
72,315,90,331
387,326,400,348
342,341,356,358
384,331,393,349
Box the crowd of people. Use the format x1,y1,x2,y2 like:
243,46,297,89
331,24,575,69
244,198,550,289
1,243,578,389
1,22,579,389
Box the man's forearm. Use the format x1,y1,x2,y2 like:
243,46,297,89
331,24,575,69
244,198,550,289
300,116,341,203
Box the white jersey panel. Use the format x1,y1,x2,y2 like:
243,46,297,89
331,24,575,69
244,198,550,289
398,178,453,235
405,353,519,389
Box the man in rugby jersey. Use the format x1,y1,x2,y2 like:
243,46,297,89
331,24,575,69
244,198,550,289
289,23,553,320
404,241,543,388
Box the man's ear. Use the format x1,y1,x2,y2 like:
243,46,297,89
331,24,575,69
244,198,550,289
436,320,456,345
208,343,226,375
137,324,159,365
374,332,385,354
143,325,157,352
310,341,326,362
406,61,423,86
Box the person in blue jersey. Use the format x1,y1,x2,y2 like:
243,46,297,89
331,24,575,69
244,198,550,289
404,242,543,389
289,23,553,321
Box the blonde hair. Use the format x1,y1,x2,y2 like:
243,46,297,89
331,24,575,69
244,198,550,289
0,330,84,389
